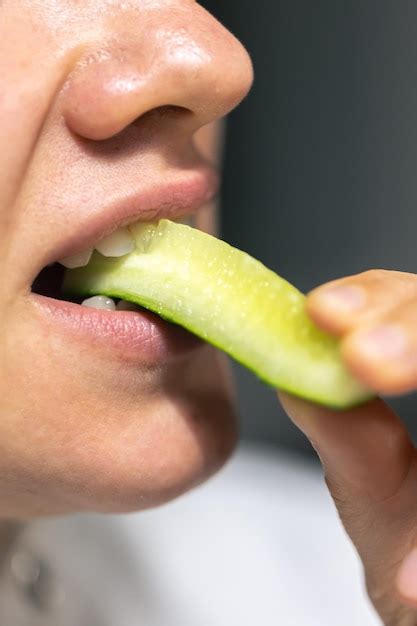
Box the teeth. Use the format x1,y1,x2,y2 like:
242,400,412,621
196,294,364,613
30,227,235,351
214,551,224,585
116,300,142,312
57,226,134,269
81,296,116,311
95,227,135,257
58,248,93,269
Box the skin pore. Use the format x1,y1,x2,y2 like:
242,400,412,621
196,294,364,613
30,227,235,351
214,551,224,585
0,0,253,518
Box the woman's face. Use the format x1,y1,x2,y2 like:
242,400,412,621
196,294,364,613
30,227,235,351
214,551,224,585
0,0,253,518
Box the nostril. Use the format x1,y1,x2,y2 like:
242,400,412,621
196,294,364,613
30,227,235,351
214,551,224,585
140,105,190,121
131,104,192,130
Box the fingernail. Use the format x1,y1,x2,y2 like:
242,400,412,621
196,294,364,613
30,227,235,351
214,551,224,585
358,325,407,359
316,285,365,311
397,548,417,602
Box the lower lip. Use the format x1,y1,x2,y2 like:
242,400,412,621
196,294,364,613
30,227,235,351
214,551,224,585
31,295,204,365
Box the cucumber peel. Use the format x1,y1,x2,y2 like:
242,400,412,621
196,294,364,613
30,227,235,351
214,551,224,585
63,219,372,409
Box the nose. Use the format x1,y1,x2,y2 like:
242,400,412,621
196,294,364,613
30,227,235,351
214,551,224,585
63,3,253,141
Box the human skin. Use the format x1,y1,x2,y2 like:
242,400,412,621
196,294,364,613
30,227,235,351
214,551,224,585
0,0,253,518
4,2,417,623
280,271,417,625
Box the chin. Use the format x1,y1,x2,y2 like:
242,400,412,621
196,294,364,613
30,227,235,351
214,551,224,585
67,345,239,513
91,389,238,514
2,310,238,518
57,380,238,515
33,347,237,516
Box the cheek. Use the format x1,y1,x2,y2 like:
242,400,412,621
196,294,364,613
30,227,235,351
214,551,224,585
0,321,237,516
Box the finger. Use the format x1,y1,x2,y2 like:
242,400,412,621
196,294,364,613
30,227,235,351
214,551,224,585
278,393,413,505
342,297,417,395
307,270,417,335
396,550,417,610
278,391,417,621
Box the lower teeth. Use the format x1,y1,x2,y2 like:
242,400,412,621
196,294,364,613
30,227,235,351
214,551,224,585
79,296,142,312
81,295,116,311
116,300,142,312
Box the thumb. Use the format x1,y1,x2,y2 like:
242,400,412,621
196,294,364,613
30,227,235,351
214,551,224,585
279,392,417,622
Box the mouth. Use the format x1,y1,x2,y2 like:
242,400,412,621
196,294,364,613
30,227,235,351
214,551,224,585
30,218,204,364
31,214,195,303
29,170,217,364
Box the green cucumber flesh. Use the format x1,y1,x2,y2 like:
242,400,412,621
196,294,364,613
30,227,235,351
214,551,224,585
63,219,372,409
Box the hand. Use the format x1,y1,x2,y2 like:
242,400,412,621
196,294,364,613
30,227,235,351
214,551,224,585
279,269,417,625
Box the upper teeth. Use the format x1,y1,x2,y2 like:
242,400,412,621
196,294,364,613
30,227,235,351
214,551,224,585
58,226,135,269
95,227,135,257
59,248,93,269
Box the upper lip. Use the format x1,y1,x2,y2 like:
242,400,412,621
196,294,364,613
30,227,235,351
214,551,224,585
33,164,219,279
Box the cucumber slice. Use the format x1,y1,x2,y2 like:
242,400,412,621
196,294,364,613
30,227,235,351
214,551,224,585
63,219,372,409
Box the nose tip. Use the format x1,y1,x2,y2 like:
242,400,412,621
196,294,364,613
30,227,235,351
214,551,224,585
62,5,253,141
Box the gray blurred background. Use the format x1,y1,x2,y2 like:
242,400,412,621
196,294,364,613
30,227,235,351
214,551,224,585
201,0,417,455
